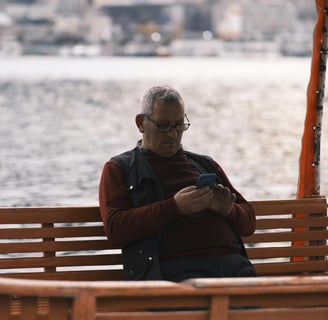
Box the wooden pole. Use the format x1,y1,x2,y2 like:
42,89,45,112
297,0,328,198
293,0,328,260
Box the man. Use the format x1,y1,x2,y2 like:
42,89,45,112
99,85,256,281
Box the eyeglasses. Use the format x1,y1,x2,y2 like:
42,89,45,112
143,114,191,133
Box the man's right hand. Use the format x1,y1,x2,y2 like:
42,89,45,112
174,186,214,215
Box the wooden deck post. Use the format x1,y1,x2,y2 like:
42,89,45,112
72,289,96,320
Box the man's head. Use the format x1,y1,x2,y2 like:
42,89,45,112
136,86,190,157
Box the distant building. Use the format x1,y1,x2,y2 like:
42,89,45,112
216,3,242,40
0,0,318,56
213,0,297,41
56,0,90,16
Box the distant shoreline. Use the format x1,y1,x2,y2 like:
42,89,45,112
0,55,311,81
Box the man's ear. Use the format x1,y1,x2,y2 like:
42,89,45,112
135,114,145,133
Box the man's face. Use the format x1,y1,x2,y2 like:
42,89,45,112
140,100,185,157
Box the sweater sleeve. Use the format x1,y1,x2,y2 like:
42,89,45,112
214,162,256,237
99,160,180,246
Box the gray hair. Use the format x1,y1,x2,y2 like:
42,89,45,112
141,85,184,115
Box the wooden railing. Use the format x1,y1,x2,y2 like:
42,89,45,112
1,276,328,320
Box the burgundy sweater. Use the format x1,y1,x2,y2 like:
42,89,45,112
99,148,256,260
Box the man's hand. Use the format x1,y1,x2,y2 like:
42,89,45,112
174,186,213,215
174,184,236,217
209,184,236,216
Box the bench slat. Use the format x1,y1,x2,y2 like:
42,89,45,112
247,245,328,259
0,207,100,224
254,260,328,275
0,225,106,240
2,269,124,281
255,216,328,229
250,198,327,215
243,230,328,243
0,239,113,254
0,253,123,269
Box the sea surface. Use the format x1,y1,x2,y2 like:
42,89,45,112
1,55,328,207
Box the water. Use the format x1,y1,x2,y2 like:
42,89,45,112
1,56,327,207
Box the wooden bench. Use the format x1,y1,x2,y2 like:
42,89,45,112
0,197,327,319
0,197,327,280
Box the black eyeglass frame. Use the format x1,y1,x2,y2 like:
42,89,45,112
143,113,191,133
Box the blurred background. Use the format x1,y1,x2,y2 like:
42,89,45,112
1,0,327,206
0,0,316,57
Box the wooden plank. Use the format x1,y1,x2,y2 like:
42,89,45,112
186,276,328,289
0,254,123,270
97,296,210,312
229,307,328,320
249,198,327,215
243,230,328,243
209,296,228,320
0,239,113,254
95,311,208,320
92,308,328,320
229,292,328,308
254,216,328,229
72,291,96,320
0,295,10,320
0,225,106,240
21,296,38,320
1,269,124,281
48,298,71,320
254,260,328,275
43,223,56,273
247,245,328,259
0,207,101,224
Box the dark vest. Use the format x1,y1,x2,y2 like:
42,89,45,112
113,147,245,280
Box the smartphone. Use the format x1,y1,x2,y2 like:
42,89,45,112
196,173,217,189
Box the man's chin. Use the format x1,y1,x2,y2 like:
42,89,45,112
157,144,179,157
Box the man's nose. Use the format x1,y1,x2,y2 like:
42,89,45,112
167,127,179,137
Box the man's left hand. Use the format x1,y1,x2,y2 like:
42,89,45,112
209,184,236,216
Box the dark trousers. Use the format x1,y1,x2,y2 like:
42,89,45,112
160,254,256,282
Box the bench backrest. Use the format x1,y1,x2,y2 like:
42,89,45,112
0,207,122,280
0,197,327,280
243,198,328,275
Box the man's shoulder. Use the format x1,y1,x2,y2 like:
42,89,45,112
111,144,143,162
110,146,144,175
111,148,136,162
